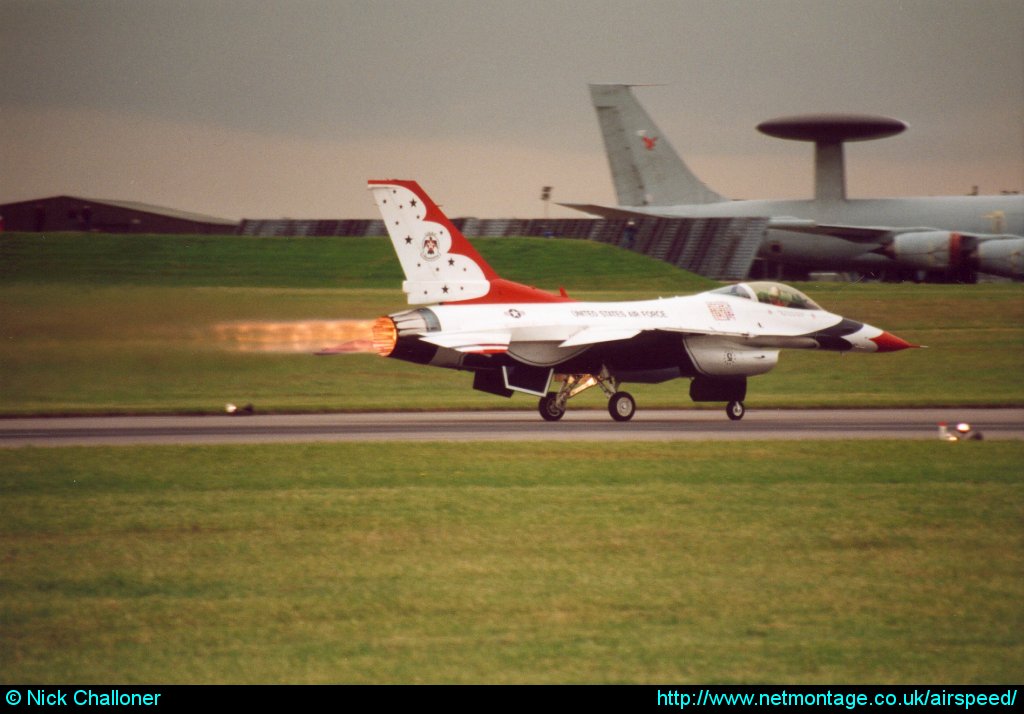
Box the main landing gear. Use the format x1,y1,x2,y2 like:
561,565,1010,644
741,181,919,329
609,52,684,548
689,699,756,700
537,367,635,422
608,391,636,422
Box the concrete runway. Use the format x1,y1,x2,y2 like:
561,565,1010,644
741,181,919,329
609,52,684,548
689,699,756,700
1,408,1021,447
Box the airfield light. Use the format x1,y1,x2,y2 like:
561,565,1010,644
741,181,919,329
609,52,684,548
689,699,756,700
938,421,982,441
372,316,398,357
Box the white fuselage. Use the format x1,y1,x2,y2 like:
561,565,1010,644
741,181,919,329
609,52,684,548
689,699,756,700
394,286,890,377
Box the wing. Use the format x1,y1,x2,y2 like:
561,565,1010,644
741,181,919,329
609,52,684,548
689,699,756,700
768,219,913,243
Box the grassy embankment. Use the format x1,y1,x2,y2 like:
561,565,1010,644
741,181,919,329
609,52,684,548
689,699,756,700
2,232,1021,414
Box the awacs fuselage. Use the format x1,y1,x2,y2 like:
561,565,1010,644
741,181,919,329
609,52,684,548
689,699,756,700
368,180,916,422
574,84,1024,281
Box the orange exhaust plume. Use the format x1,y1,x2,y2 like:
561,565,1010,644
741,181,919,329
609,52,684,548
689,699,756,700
372,316,398,357
212,319,377,354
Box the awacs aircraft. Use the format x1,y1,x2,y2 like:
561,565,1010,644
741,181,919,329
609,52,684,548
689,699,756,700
565,84,1023,282
368,180,917,421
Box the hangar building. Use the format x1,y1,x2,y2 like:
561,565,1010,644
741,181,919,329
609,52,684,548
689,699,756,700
0,196,238,234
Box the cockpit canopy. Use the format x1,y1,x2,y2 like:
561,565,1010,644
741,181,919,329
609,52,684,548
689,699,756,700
710,282,823,311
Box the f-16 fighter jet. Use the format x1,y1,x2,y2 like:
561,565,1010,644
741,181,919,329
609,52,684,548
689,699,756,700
368,180,917,421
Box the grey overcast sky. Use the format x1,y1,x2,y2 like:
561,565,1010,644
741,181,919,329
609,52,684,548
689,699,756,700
2,0,1022,219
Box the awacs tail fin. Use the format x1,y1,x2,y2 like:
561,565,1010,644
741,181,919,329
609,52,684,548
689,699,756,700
589,84,725,207
368,180,572,305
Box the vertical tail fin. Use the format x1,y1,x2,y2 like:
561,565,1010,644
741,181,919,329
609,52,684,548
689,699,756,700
589,84,725,207
368,180,571,305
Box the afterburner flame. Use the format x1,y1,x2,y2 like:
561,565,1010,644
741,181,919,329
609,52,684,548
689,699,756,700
212,319,376,353
372,316,398,357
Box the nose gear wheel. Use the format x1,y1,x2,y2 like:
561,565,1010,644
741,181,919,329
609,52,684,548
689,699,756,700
726,400,745,421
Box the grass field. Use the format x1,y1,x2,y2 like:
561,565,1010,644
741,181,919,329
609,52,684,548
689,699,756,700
3,232,1022,684
2,442,1021,684
2,232,1022,414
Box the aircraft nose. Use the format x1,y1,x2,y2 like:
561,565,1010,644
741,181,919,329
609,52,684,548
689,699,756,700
809,319,919,352
839,322,920,352
868,330,919,352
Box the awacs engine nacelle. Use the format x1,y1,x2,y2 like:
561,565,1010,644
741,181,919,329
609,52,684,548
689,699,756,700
888,231,973,272
976,237,1024,280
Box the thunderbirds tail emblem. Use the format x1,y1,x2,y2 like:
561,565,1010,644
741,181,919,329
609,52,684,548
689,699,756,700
420,232,441,260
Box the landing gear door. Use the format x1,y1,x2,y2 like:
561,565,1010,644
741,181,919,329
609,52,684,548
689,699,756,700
502,365,554,397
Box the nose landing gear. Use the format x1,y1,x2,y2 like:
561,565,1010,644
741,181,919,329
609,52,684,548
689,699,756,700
726,400,746,421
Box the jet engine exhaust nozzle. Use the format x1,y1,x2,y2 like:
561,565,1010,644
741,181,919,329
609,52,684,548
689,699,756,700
372,316,398,357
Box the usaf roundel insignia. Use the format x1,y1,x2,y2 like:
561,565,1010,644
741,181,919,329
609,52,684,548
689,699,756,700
420,232,441,261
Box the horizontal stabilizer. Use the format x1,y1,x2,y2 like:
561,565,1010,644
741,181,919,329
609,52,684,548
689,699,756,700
559,327,642,347
420,331,511,355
